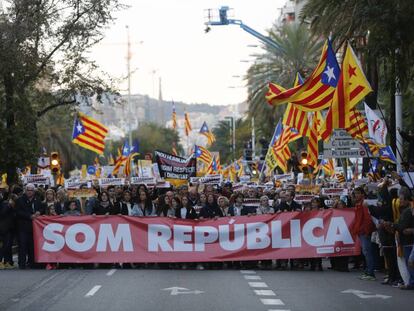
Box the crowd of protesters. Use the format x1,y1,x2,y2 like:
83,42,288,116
0,172,413,290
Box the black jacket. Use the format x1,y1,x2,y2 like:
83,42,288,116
199,204,223,218
93,201,118,215
275,200,302,212
15,194,44,232
0,200,14,234
175,206,197,219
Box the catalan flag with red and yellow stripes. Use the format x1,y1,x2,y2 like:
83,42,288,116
320,43,372,139
266,40,340,112
172,102,177,130
306,112,320,168
281,73,310,137
72,112,108,155
184,112,192,136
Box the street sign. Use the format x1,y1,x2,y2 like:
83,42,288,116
324,139,362,149
87,165,96,175
323,148,368,158
324,129,362,150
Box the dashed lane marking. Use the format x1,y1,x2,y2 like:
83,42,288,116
244,275,261,280
85,285,102,297
260,298,285,306
248,282,268,288
254,289,276,296
106,269,117,276
240,270,256,274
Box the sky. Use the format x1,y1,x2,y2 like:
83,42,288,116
89,0,286,106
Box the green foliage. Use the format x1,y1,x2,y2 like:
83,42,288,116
0,1,123,183
245,22,322,142
108,123,183,159
301,0,414,150
211,118,252,165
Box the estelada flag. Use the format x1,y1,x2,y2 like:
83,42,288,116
72,112,108,155
321,43,372,139
266,40,340,112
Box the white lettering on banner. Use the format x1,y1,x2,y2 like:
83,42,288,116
96,224,133,252
42,223,133,252
43,223,65,252
325,217,354,245
173,225,193,252
246,223,271,250
218,224,245,251
271,221,291,248
148,225,173,252
146,217,354,252
66,224,96,252
194,226,218,251
302,219,324,247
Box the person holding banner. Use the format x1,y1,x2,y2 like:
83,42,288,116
0,190,14,269
199,193,223,219
120,190,136,216
93,191,117,216
217,196,230,216
132,191,156,216
175,196,197,220
15,184,44,269
43,189,60,215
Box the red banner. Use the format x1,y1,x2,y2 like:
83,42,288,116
33,210,360,263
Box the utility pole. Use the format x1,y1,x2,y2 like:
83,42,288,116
252,117,256,160
126,25,132,147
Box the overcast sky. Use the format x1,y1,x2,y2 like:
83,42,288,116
90,0,285,106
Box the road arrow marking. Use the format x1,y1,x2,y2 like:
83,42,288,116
341,289,391,299
162,287,204,295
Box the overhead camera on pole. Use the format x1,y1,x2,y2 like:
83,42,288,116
203,6,283,51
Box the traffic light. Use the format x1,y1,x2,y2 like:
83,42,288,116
50,152,60,175
300,151,308,166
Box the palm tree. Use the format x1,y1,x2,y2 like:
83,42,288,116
300,0,414,153
245,22,323,138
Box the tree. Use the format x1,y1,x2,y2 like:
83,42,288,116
0,0,123,183
245,22,322,139
300,0,414,153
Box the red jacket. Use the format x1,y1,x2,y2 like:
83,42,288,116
352,202,376,236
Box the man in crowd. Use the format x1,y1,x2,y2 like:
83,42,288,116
15,183,43,269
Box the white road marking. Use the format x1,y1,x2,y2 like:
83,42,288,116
85,285,102,297
341,289,391,299
268,309,291,311
106,269,117,276
260,298,285,305
162,287,204,295
254,289,276,296
248,282,268,288
244,275,261,280
240,270,256,274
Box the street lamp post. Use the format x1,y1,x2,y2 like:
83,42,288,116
224,116,236,162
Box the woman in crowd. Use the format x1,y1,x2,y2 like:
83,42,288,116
56,188,67,215
132,190,156,216
257,195,274,215
43,189,60,216
217,196,230,216
120,190,136,216
199,193,223,219
175,196,197,219
64,200,81,216
93,191,117,215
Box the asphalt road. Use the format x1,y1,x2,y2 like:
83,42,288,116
0,262,412,311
